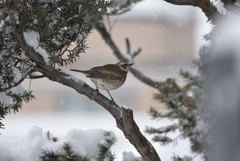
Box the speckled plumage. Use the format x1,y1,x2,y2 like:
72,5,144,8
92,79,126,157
71,62,132,91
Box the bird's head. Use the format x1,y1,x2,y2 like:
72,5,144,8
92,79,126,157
116,62,134,72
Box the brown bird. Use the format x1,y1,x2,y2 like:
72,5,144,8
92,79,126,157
70,62,133,102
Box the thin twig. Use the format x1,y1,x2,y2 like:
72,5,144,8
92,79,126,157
125,38,131,54
132,48,142,58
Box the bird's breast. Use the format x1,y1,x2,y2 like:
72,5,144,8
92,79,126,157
90,77,126,90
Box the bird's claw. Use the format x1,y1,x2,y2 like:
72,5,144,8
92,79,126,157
110,99,116,104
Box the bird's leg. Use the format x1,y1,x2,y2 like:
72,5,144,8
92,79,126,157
106,90,115,103
96,87,99,93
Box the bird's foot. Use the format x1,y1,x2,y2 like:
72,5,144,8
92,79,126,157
96,88,99,93
110,98,116,104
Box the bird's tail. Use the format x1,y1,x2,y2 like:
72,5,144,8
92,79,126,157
70,69,89,74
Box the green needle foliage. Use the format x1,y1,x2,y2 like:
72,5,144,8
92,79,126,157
41,143,90,161
146,69,205,160
0,90,35,129
23,0,111,66
97,132,116,161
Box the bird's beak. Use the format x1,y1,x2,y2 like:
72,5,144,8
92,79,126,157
127,63,134,66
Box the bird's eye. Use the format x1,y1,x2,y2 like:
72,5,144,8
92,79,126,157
122,64,127,68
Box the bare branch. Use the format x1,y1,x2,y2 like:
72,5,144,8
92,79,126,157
9,12,161,161
163,0,220,22
96,23,161,89
130,67,161,88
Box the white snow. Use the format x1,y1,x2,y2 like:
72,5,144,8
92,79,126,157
0,20,4,31
99,131,116,148
9,84,26,96
23,30,49,63
56,67,85,85
64,75,85,85
0,92,13,106
12,67,23,81
30,71,43,77
0,127,116,161
1,112,199,161
13,11,19,24
122,152,142,161
78,5,82,13
33,19,38,24
209,0,227,14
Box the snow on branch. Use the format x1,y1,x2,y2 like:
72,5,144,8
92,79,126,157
163,0,220,22
23,31,49,64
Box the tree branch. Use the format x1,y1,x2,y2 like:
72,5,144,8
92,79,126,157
9,12,161,161
163,0,199,6
0,67,33,92
96,23,161,89
0,76,26,92
163,0,220,22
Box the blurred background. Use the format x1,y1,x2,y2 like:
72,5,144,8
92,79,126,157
1,0,210,160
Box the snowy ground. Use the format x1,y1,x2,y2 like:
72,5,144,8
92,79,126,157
0,111,202,161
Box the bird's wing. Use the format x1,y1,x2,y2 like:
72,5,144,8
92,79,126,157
88,65,122,79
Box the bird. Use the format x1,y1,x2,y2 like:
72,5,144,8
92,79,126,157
70,62,133,102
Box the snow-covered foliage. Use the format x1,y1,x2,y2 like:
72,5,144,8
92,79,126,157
21,0,110,66
210,0,227,14
23,31,49,64
0,127,117,161
0,0,112,128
